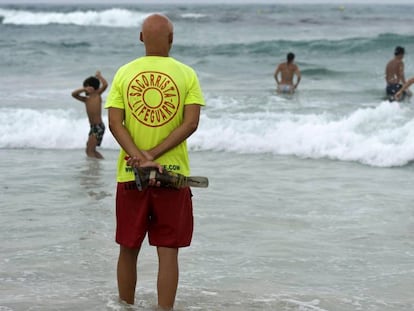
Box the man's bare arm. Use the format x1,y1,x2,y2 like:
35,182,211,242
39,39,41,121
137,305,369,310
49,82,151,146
294,67,301,89
396,77,414,99
96,71,108,95
400,63,406,84
107,107,149,162
274,65,281,84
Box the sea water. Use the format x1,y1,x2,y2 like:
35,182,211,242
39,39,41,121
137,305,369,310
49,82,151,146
1,2,414,311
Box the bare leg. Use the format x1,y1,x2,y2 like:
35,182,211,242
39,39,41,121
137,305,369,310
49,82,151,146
157,247,179,310
86,135,103,159
117,245,140,305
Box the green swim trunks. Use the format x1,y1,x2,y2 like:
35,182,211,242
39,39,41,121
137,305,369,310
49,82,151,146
89,123,105,146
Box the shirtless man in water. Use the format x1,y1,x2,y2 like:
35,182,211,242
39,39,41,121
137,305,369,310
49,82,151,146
71,70,108,159
385,46,411,101
274,52,301,94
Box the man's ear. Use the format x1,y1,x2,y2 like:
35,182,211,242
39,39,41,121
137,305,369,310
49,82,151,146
140,32,144,43
169,33,173,44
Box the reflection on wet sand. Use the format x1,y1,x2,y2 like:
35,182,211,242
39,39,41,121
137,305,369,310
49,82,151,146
79,158,112,200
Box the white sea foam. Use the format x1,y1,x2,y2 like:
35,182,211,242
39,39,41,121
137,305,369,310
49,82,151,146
181,13,207,19
0,8,149,27
192,100,414,167
1,101,413,167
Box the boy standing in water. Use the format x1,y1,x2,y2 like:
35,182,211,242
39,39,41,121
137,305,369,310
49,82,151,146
72,71,108,159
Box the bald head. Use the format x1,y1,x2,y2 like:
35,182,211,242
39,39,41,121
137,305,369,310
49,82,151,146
140,14,173,57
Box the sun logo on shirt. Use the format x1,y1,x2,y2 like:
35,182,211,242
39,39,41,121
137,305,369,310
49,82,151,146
127,71,180,127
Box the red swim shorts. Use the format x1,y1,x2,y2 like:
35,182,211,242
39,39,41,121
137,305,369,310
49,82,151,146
115,182,193,249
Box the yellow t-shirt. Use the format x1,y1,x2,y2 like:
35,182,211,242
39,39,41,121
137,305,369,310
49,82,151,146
105,56,205,182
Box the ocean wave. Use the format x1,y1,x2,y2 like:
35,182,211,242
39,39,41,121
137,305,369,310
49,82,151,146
1,101,414,168
300,68,343,77
180,13,208,20
0,8,149,27
173,33,414,59
0,7,217,28
191,100,414,168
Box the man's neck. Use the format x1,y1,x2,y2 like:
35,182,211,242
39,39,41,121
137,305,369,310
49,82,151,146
145,48,169,57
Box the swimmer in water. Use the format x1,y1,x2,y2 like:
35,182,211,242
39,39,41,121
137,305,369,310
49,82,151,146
274,52,301,94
